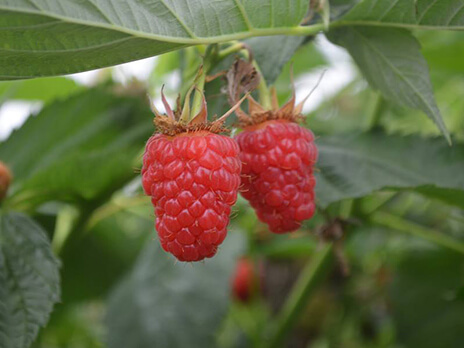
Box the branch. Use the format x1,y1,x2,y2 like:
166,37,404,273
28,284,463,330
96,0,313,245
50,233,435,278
371,211,464,255
266,242,334,348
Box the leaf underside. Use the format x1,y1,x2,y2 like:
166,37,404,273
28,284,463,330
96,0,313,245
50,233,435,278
0,0,308,79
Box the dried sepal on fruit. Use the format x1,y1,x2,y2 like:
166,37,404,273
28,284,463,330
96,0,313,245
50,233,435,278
142,86,245,262
228,59,318,234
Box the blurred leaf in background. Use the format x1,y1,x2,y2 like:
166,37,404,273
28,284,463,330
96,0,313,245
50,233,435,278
106,232,245,348
0,88,152,211
0,77,83,104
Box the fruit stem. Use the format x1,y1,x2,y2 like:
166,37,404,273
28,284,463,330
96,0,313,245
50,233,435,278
255,63,273,110
266,242,334,348
190,45,217,118
371,211,464,255
190,66,208,119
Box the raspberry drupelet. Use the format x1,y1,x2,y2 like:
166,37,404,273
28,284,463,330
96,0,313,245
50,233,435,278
142,89,242,262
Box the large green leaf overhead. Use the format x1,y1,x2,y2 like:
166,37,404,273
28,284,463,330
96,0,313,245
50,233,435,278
0,212,60,348
0,0,308,79
339,0,464,29
328,27,449,142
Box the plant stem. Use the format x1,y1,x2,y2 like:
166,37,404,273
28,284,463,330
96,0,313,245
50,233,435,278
365,93,385,131
339,199,354,219
217,42,245,60
255,63,272,109
371,211,464,255
266,242,334,348
56,207,94,257
190,69,206,117
52,205,79,254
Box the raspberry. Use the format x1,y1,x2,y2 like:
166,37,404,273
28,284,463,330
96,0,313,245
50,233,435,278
236,120,317,233
231,257,257,302
0,161,12,201
225,58,318,233
142,87,242,262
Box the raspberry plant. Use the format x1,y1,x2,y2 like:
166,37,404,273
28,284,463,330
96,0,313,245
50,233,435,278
1,1,464,348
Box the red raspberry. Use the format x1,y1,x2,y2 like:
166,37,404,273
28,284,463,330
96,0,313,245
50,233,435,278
225,58,318,233
0,161,12,201
236,120,317,233
231,257,257,302
224,57,318,234
142,87,242,262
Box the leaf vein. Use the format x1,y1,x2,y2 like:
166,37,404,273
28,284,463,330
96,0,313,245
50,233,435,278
377,0,401,21
446,2,464,26
233,0,254,30
0,36,134,54
0,20,61,31
417,0,439,23
158,0,198,38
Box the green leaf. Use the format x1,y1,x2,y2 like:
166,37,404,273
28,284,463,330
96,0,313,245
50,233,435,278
315,131,464,208
390,248,464,348
247,36,306,85
421,31,464,74
339,0,464,30
328,27,449,141
0,88,153,211
329,0,360,20
61,202,152,303
0,77,82,103
0,211,60,348
106,232,244,348
273,39,327,103
0,0,308,79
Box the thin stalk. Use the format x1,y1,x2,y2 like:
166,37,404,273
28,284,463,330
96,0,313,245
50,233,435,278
371,211,464,255
360,192,397,216
190,45,219,117
52,205,79,254
365,94,386,131
217,42,245,60
190,70,206,117
56,207,94,257
266,242,334,348
254,62,272,109
339,199,354,219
